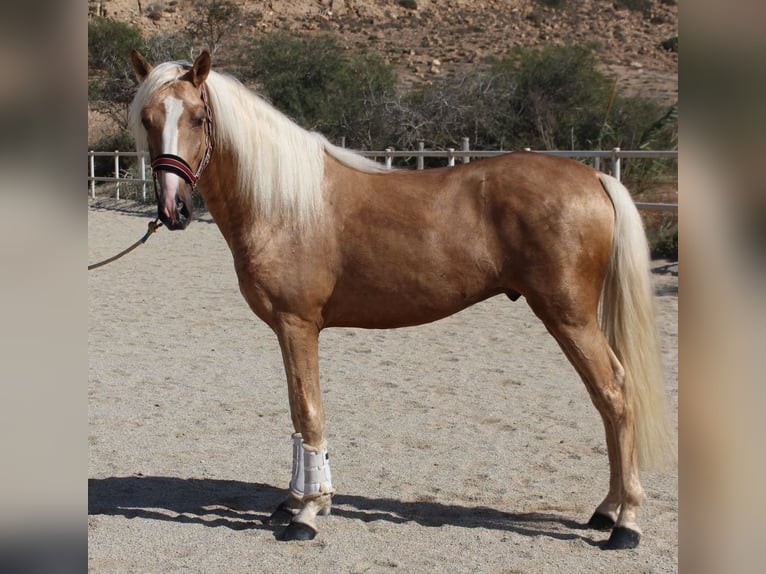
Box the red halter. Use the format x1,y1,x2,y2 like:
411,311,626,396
150,83,214,189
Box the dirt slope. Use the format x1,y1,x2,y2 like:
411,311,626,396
89,0,677,104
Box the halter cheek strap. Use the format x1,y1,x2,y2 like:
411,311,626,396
150,83,214,190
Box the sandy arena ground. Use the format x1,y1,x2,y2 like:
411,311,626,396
88,202,678,573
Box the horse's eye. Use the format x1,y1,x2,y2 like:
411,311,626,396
192,117,205,128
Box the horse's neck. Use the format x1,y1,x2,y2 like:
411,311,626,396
198,157,261,248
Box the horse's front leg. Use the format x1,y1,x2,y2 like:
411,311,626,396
269,315,334,541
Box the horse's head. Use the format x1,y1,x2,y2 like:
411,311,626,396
130,50,213,230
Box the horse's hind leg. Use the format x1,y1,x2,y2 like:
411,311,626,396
267,315,335,541
528,299,644,549
586,390,622,531
585,346,632,532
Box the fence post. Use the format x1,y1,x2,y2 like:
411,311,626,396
417,141,425,170
447,148,455,167
114,151,120,200
89,151,95,199
385,147,393,170
461,137,470,164
140,154,147,201
594,156,601,172
612,147,621,182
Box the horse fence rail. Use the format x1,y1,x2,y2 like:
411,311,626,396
89,150,151,201
88,145,677,212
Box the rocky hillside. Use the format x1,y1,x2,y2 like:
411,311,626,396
89,0,677,104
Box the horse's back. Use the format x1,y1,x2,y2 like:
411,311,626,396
379,151,616,291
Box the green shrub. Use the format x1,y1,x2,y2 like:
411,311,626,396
245,33,347,129
648,216,678,260
243,33,396,148
401,45,677,155
88,16,146,132
143,35,677,162
408,44,616,151
88,17,143,76
600,99,677,193
491,45,614,150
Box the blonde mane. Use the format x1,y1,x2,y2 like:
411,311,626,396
129,61,389,227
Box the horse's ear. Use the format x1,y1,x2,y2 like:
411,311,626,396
131,49,153,83
184,51,211,87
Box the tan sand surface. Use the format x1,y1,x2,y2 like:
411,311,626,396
88,203,677,573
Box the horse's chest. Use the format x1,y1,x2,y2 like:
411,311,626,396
231,244,336,326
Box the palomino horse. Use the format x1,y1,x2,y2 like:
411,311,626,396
129,50,674,548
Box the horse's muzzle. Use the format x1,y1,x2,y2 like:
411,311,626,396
158,191,192,230
152,154,197,230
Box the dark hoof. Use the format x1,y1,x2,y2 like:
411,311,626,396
587,511,616,531
265,502,294,527
278,521,317,542
602,526,641,550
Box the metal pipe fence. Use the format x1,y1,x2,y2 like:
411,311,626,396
88,150,150,201
88,145,677,211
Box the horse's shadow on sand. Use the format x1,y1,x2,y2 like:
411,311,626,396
88,476,602,545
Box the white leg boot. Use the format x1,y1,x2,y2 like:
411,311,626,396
278,434,335,539
289,433,334,503
289,432,305,500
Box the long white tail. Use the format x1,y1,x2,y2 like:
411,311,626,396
599,174,676,470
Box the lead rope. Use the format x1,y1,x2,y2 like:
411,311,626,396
88,218,162,271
